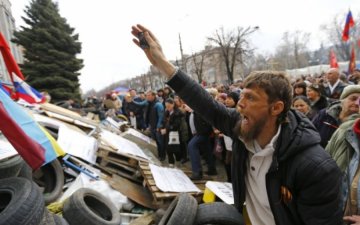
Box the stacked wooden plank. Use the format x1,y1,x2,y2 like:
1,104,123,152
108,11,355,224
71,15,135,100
96,146,146,184
138,161,206,205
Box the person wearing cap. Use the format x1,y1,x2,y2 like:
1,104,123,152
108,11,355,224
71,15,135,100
307,83,328,116
132,24,342,224
325,99,360,224
324,68,347,101
312,85,360,148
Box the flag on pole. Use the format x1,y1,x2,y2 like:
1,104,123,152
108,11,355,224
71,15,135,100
0,32,24,80
349,44,356,74
0,88,65,170
329,49,339,68
0,32,45,103
342,10,355,41
13,73,45,103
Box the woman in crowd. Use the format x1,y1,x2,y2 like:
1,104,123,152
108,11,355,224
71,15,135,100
161,98,188,167
307,83,328,116
292,95,315,120
293,81,307,98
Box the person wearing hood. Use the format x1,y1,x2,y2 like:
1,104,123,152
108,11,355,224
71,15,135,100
131,24,342,225
312,85,360,148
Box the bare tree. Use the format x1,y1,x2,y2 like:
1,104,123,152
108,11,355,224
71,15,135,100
190,51,207,83
140,74,148,91
273,31,311,70
320,13,360,61
207,26,258,84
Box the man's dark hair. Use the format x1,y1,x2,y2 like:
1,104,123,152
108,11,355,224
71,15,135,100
243,71,293,124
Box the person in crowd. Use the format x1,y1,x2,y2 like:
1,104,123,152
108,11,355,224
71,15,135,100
215,92,227,105
306,83,328,116
222,91,239,182
161,98,188,167
122,93,141,127
324,68,347,102
56,98,75,109
138,91,146,100
110,92,122,114
134,90,165,161
293,81,307,98
163,86,175,101
128,89,146,130
132,24,342,224
349,68,360,85
157,88,165,103
312,85,360,148
292,95,315,120
184,88,217,180
174,95,191,163
325,100,360,224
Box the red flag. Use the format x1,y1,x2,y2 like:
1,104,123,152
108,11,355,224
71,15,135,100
0,100,45,169
0,32,25,81
342,10,355,41
349,44,356,74
329,49,339,68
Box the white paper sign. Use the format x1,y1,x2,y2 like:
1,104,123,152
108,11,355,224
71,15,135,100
149,164,200,193
57,125,98,164
125,128,151,143
100,130,149,160
205,181,234,204
0,139,18,160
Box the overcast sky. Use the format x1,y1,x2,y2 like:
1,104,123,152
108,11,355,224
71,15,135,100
10,0,360,92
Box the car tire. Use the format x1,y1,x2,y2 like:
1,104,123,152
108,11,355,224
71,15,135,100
195,202,244,225
0,155,24,179
33,159,64,205
18,161,32,180
39,209,56,225
158,192,198,225
63,188,121,225
53,214,69,225
0,177,45,225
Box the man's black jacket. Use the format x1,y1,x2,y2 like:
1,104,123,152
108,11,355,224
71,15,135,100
167,70,342,225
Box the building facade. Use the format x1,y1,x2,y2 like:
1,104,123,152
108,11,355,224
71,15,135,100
0,0,23,82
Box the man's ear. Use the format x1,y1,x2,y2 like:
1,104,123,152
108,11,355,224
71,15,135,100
271,101,284,116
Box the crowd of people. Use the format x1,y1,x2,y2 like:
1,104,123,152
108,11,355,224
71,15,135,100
86,57,360,224
56,23,360,225
127,24,360,225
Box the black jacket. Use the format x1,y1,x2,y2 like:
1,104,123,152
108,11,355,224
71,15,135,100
312,101,341,148
324,81,347,102
311,95,328,116
192,112,213,135
168,70,342,225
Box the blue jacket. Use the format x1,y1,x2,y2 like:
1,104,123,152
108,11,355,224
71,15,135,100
134,99,164,129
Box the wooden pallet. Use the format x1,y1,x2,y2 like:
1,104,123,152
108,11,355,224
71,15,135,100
96,148,143,183
138,161,206,204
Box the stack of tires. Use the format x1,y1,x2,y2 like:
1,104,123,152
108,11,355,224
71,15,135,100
0,155,68,225
0,155,122,225
158,193,244,225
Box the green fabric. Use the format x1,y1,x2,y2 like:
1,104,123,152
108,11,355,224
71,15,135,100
326,114,360,172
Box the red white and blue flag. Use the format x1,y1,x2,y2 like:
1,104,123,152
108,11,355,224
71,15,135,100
342,10,355,41
0,32,45,104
